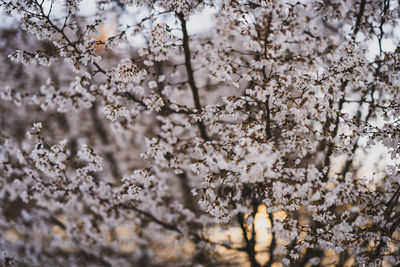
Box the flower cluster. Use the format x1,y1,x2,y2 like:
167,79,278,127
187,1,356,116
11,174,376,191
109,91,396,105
0,0,400,266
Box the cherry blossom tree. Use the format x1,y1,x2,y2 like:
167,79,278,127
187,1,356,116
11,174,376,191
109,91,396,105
1,0,400,266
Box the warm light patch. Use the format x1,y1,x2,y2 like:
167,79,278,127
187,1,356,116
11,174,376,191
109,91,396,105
254,204,272,265
5,228,19,242
93,15,116,53
51,216,67,239
115,224,137,252
203,205,289,266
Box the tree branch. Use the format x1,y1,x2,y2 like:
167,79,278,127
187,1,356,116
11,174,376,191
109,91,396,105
353,0,366,39
238,213,260,267
90,102,121,179
177,12,209,141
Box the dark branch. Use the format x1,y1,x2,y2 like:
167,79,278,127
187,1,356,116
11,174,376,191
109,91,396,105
238,213,260,267
353,0,366,38
177,12,209,141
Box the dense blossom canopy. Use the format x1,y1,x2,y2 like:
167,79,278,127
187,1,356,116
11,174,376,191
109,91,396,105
0,0,400,266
